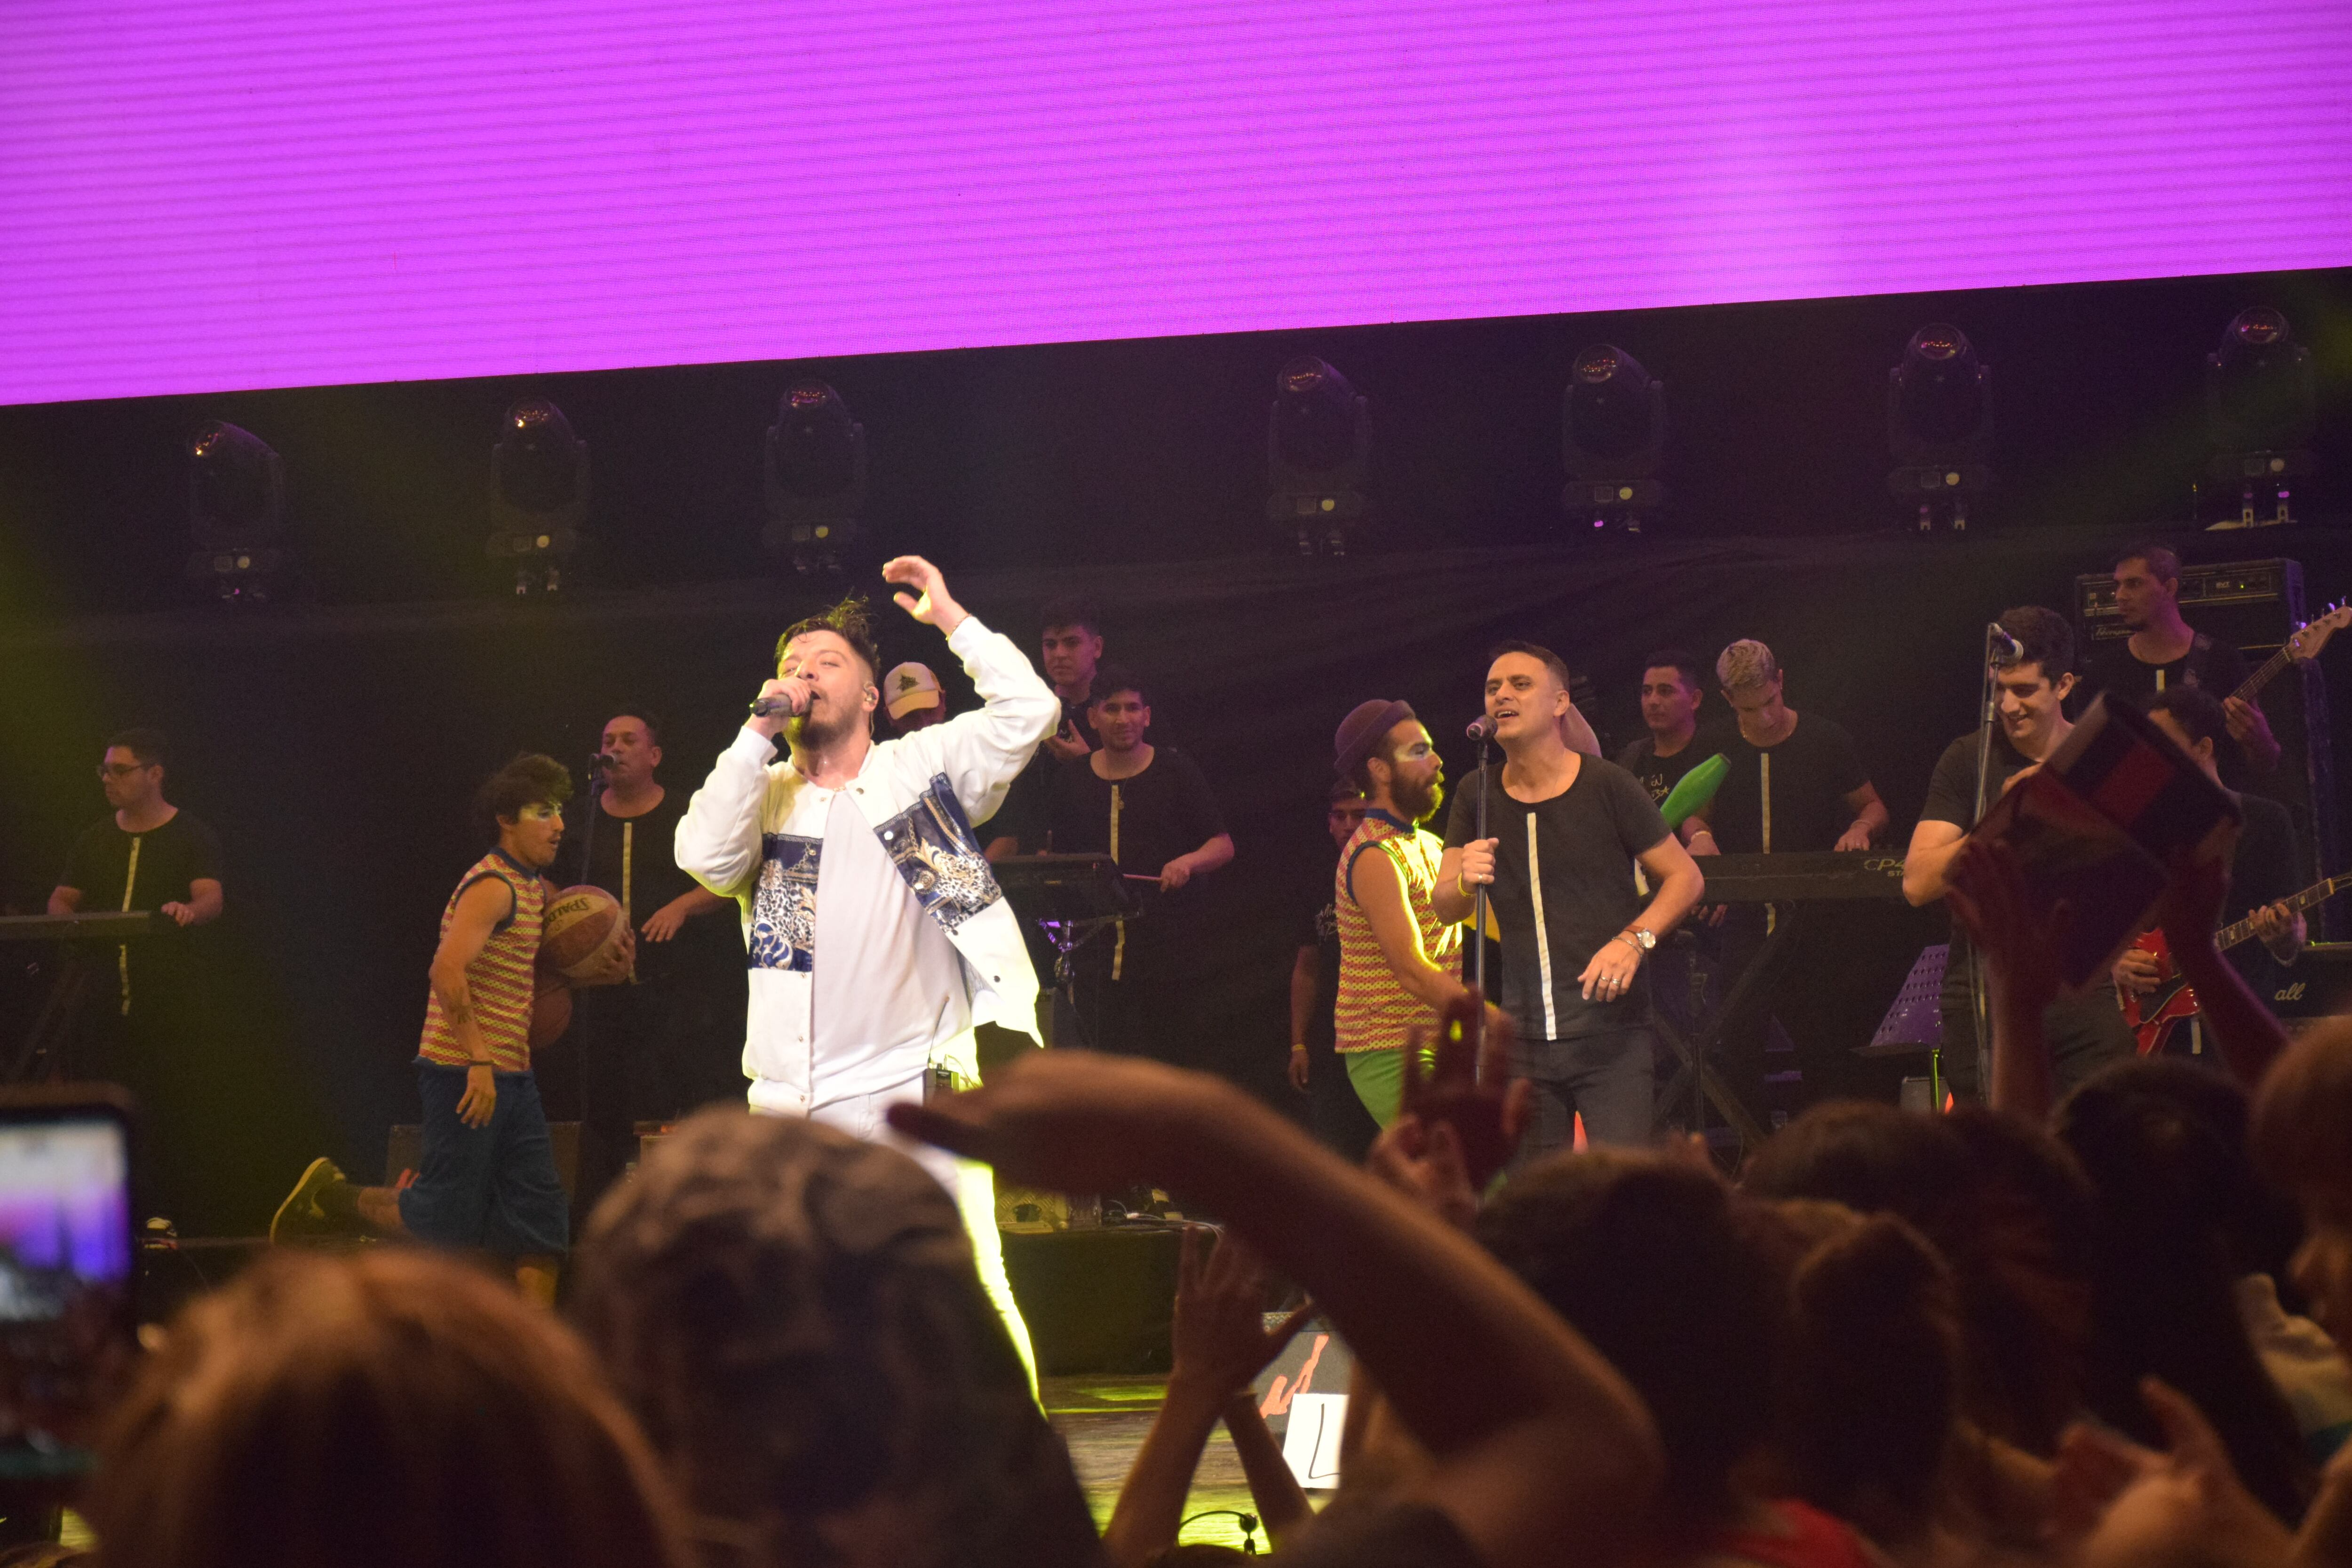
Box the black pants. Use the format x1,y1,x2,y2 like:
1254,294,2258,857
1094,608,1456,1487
1070,921,1200,1067
1510,1027,1658,1167
1937,981,2134,1103
565,967,740,1229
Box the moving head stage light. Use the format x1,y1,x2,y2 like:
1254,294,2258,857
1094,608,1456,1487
1887,324,1992,533
488,399,589,597
1562,344,1665,534
2207,308,2318,529
1267,356,1368,557
186,421,287,605
764,379,866,576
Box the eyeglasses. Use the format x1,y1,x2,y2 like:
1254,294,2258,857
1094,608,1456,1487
97,763,154,780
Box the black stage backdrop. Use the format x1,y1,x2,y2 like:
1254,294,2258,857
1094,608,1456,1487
4,522,2349,1233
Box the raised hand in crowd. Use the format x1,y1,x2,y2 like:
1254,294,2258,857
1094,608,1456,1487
1103,1227,1314,1567
890,1049,1662,1568
2048,1377,2292,1568
1395,987,1528,1194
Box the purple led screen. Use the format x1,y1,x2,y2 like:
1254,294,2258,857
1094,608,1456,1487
6,0,2350,406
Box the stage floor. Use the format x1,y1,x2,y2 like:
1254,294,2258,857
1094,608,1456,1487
1044,1373,1303,1553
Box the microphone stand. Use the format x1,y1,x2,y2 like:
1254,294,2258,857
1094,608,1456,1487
1963,626,2007,1107
578,756,611,888
1472,726,1493,1001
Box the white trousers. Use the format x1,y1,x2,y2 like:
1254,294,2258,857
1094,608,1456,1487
795,1070,1039,1390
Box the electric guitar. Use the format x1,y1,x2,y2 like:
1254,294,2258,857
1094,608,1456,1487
2121,871,2352,1054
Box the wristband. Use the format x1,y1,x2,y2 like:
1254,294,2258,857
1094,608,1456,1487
1290,1043,1308,1053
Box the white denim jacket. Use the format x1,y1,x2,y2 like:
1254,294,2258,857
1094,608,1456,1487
674,615,1057,1113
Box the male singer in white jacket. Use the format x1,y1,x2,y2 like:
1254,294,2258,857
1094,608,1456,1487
676,555,1057,1372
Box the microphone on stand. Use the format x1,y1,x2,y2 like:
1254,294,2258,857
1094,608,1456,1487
1987,622,2026,668
588,751,618,773
1465,715,1498,743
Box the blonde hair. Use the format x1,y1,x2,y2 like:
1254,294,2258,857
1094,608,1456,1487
87,1249,693,1568
1716,640,1780,695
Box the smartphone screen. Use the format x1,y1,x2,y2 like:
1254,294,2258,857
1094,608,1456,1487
0,1111,134,1478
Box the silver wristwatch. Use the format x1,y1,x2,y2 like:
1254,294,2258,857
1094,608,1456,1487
1614,927,1656,955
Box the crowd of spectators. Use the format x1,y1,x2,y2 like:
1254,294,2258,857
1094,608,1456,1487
32,815,2352,1568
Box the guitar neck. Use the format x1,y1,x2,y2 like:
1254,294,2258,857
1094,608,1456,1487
2217,875,2347,952
2232,645,2293,705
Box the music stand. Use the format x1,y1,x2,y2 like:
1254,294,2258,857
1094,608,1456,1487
993,855,1142,1044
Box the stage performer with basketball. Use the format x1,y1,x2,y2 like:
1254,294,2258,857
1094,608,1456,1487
272,754,632,1303
674,554,1057,1374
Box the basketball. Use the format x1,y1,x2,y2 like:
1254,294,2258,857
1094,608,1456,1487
529,966,573,1050
540,884,626,979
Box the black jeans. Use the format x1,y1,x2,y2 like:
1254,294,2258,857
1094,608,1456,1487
1510,1027,1658,1168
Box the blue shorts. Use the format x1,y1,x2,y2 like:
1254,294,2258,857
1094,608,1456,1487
397,1062,569,1259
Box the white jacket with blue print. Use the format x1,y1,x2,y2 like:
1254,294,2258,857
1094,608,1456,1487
674,615,1058,1114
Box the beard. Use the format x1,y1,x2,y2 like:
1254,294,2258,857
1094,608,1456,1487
1393,772,1445,826
791,695,868,748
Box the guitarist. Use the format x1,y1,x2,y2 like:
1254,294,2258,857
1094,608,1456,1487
2113,687,2304,1043
2081,543,2281,777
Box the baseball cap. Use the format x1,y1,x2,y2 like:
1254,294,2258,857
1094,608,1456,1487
882,662,943,720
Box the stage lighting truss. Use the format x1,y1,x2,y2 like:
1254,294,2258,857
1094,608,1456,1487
185,421,288,605
488,399,589,597
1887,324,1993,533
1267,357,1368,557
1562,344,1666,535
764,380,867,576
2206,308,2318,529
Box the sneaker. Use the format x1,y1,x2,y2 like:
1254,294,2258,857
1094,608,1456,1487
271,1157,349,1244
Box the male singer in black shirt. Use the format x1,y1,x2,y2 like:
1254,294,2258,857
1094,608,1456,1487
1905,607,2136,1100
1439,643,1703,1157
562,710,735,1221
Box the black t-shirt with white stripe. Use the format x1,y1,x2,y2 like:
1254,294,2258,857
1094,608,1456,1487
1444,756,1670,1043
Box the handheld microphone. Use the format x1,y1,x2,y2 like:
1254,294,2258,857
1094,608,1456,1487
1465,716,1498,743
1987,622,2025,667
750,680,813,719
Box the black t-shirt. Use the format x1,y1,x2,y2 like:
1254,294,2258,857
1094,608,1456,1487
990,694,1092,842
560,787,723,983
1443,756,1670,1042
57,809,224,1009
1301,876,1343,1055
1698,712,1869,855
2081,631,2260,782
2081,631,2254,710
1043,747,1227,924
1919,725,2028,1013
59,810,222,914
1615,722,1740,808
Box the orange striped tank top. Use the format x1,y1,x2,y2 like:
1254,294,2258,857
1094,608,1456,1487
1334,812,1462,1055
417,851,544,1072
